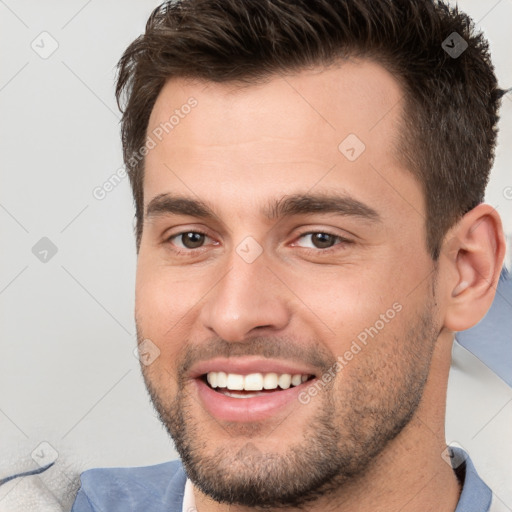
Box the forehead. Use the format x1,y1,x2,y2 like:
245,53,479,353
147,59,403,152
143,60,423,224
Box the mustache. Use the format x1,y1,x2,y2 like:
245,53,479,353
135,323,335,375
177,335,335,375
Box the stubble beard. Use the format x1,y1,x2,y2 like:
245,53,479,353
139,297,439,508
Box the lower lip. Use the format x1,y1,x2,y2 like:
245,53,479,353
193,378,314,422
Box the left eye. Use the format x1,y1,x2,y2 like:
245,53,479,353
168,231,212,249
295,232,345,249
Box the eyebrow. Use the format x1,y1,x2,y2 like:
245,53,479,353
145,192,381,223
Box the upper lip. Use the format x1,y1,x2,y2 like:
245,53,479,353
188,357,318,379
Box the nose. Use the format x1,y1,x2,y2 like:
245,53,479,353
199,249,291,342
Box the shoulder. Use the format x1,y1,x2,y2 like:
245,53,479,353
72,459,186,512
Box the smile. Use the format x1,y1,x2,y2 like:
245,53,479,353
189,357,319,421
205,371,311,397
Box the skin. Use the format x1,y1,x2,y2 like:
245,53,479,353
135,60,505,511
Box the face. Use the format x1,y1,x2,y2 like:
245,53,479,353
135,61,441,507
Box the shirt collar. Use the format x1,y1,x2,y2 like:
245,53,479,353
452,447,492,512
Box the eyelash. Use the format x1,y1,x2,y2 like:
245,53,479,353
165,230,353,256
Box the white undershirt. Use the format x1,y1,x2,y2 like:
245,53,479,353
182,478,196,512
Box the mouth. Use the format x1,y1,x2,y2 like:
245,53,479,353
202,371,314,398
190,359,319,422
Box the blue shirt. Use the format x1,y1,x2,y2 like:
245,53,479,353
456,269,512,387
71,448,493,512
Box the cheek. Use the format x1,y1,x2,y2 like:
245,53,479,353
327,301,426,407
136,257,202,320
284,264,403,340
135,272,184,398
135,262,192,363
283,255,429,370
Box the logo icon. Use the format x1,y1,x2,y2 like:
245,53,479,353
442,32,468,59
236,236,263,264
134,339,161,366
441,442,468,469
32,237,58,263
31,32,59,59
31,441,59,467
338,134,366,162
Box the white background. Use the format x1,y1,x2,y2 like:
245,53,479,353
0,0,511,483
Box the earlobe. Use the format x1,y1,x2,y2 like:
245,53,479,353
443,204,506,332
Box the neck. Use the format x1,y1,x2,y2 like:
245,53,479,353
194,332,461,512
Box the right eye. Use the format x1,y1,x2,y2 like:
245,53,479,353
166,231,216,251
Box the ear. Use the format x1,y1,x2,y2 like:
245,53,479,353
442,203,506,332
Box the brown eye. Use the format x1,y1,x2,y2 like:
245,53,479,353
297,232,339,249
310,233,337,249
293,231,352,252
180,232,206,249
168,231,210,250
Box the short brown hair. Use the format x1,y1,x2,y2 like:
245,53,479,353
116,0,506,258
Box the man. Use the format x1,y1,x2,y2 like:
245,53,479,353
72,0,508,510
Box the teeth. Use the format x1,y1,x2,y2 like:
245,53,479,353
206,372,217,388
263,373,278,390
223,391,267,399
291,374,302,386
226,374,244,390
278,374,291,389
244,373,264,391
216,371,227,388
206,372,310,391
